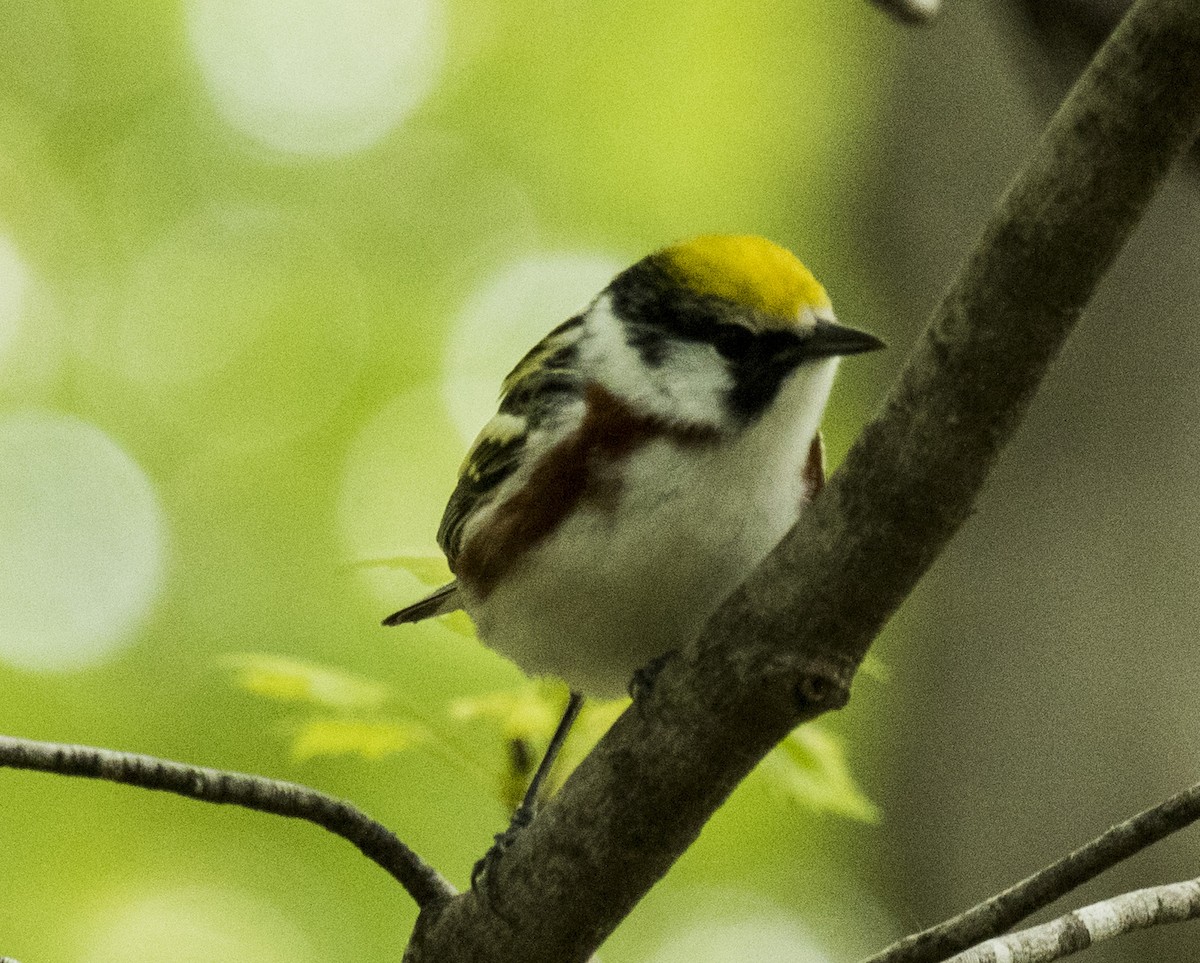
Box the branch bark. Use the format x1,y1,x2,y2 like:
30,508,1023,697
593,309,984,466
404,0,1200,959
863,779,1200,963
0,735,455,908
944,878,1200,963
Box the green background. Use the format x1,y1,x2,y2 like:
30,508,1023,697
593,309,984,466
0,1,896,959
7,1,1200,962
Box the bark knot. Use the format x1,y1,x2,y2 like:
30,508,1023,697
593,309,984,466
792,657,854,713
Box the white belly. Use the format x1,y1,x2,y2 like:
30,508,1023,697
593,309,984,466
460,362,835,698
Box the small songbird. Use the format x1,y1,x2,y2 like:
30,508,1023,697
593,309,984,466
384,234,883,861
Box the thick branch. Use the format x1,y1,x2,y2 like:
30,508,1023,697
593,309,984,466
0,735,454,908
945,878,1200,963
863,779,1200,963
406,1,1200,959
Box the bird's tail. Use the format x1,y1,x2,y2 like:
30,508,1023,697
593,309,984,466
382,580,461,625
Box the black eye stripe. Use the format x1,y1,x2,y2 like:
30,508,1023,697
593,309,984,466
759,330,805,353
625,324,670,368
712,324,755,360
711,327,804,361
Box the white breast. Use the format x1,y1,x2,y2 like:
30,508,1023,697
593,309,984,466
460,358,839,698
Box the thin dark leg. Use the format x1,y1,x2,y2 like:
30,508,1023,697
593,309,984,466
517,689,583,816
472,689,584,887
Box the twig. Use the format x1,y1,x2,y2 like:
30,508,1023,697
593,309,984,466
862,779,1200,963
0,734,455,907
869,0,941,25
945,877,1200,963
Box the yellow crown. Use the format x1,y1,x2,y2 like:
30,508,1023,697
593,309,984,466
657,234,831,328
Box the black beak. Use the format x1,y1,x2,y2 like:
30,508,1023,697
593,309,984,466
805,319,886,359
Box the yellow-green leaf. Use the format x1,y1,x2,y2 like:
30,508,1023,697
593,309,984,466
289,717,427,762
449,681,568,742
437,608,477,638
859,652,891,683
451,685,629,805
223,653,389,710
761,723,879,823
552,696,628,779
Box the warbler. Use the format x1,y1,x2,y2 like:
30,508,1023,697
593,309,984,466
384,235,882,858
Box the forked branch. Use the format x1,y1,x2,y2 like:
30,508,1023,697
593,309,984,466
0,735,455,908
864,778,1200,963
945,878,1200,963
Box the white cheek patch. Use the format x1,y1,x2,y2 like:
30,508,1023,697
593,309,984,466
751,356,839,459
582,294,733,430
581,295,652,400
657,340,733,427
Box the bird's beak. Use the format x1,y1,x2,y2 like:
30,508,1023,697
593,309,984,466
805,319,886,359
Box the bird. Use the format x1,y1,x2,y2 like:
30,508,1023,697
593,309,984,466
384,234,883,872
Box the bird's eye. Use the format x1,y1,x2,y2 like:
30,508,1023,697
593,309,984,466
713,324,756,361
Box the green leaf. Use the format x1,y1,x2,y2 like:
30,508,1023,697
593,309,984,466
858,652,891,683
451,684,630,808
449,680,568,742
223,653,389,710
289,717,428,762
760,722,879,823
437,608,478,638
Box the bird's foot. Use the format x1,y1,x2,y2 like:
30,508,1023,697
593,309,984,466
629,648,679,701
471,802,535,890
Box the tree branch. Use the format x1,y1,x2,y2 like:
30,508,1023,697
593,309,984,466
403,0,1200,959
863,779,1200,963
945,878,1200,963
0,734,455,908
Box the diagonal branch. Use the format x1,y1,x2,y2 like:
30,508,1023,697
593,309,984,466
944,877,1200,963
0,734,455,908
863,778,1200,963
403,1,1200,960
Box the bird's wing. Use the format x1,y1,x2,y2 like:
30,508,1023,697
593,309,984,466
802,431,826,502
437,313,587,566
382,580,460,625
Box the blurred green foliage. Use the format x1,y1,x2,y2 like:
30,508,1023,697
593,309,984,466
0,0,896,959
224,649,879,818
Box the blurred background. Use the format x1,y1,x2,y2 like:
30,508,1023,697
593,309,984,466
2,0,1198,960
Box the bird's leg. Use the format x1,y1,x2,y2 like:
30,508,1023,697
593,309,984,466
472,689,584,887
514,688,583,820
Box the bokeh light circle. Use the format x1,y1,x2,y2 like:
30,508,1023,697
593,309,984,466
186,0,444,156
0,220,72,408
443,251,623,442
339,382,460,587
84,885,312,963
0,233,30,365
100,206,368,447
0,411,165,671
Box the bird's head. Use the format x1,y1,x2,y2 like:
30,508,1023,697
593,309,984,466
582,234,884,433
